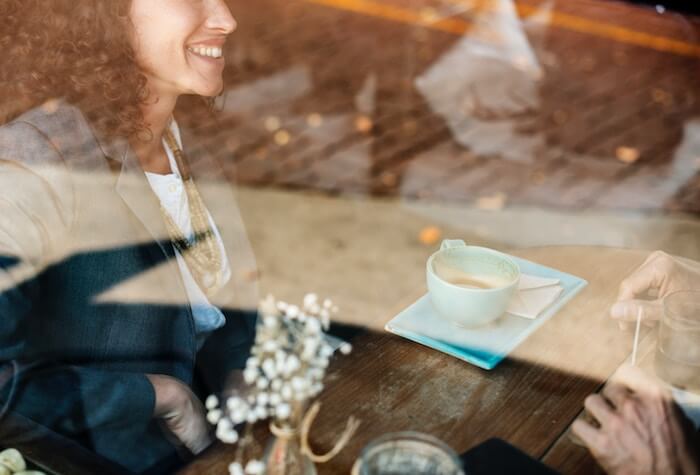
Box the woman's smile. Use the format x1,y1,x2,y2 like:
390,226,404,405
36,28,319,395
186,45,226,74
187,46,223,59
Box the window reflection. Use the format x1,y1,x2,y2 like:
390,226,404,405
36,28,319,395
1,0,699,473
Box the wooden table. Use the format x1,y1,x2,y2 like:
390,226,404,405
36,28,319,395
179,246,657,475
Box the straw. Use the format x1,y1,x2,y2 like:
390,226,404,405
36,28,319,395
631,307,642,366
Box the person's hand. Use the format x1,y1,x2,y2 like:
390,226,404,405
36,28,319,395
146,374,214,454
611,251,700,328
572,365,700,475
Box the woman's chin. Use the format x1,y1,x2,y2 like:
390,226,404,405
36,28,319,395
197,81,224,98
181,79,224,98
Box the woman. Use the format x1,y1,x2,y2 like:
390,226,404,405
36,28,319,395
0,1,258,473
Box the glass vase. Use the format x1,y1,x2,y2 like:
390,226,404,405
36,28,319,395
262,422,317,475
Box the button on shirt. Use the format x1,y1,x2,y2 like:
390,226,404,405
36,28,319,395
144,120,230,341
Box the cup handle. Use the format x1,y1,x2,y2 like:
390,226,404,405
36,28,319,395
440,239,467,251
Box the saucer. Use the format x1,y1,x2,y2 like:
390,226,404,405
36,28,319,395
385,255,587,370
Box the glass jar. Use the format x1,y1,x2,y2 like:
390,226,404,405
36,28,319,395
655,290,700,391
352,431,464,475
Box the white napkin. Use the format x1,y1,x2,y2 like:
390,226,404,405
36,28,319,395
507,274,563,319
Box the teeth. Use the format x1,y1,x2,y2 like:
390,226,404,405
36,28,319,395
187,46,223,58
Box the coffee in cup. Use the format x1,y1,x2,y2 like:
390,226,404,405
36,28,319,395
426,240,520,327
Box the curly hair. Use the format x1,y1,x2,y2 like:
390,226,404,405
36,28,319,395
0,0,151,139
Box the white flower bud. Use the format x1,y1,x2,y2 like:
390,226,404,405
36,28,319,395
246,411,258,424
303,293,318,308
262,359,278,379
205,394,219,410
227,397,243,412
276,301,288,311
320,344,333,359
206,409,222,424
287,305,300,318
246,356,260,369
308,367,324,381
229,462,245,475
231,408,247,424
243,367,258,384
257,392,269,407
340,343,353,355
256,377,269,390
281,384,293,401
301,348,314,361
323,299,332,309
217,427,239,444
285,355,301,375
263,340,278,352
245,460,266,475
276,403,291,420
302,338,318,360
313,357,329,369
291,376,309,393
263,315,279,328
217,418,233,433
294,391,308,401
260,294,279,316
269,392,282,406
255,405,268,420
305,318,321,334
271,378,282,391
310,304,321,314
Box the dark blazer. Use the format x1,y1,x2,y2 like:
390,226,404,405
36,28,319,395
0,101,259,473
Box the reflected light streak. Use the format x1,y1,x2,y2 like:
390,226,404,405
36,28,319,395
304,0,700,58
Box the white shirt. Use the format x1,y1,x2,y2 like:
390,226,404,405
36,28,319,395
144,119,230,338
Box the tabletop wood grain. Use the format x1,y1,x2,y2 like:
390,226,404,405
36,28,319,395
179,246,654,475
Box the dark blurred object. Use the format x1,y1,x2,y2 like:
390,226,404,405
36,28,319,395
461,439,560,475
0,411,125,475
624,0,700,15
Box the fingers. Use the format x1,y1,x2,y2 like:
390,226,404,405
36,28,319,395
612,364,668,399
571,418,603,452
584,394,615,426
189,431,214,455
616,251,671,301
602,382,629,410
610,299,663,323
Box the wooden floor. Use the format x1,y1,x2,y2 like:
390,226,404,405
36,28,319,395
178,0,700,214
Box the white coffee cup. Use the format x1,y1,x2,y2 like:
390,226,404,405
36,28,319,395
427,240,520,327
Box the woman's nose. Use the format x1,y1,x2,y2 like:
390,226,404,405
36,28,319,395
208,0,237,34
